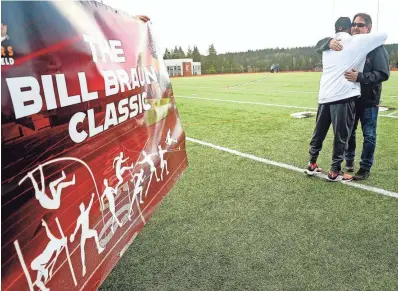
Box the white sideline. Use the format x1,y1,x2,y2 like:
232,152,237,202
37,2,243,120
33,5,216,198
177,96,398,119
186,137,398,199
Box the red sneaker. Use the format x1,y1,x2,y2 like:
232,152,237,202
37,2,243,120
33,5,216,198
327,170,353,182
304,162,323,176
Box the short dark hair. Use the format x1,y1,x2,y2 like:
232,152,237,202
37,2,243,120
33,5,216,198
353,13,372,26
335,17,351,33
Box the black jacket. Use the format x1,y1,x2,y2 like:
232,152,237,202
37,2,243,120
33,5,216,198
315,37,390,107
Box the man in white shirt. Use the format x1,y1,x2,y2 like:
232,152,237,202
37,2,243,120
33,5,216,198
305,17,387,181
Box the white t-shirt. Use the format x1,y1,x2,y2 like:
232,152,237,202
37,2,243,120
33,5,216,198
318,31,387,104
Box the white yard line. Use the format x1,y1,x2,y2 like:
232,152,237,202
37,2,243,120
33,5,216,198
226,77,268,88
386,110,398,117
177,96,398,119
186,137,398,199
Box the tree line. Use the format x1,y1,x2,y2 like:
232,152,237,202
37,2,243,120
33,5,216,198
163,43,398,74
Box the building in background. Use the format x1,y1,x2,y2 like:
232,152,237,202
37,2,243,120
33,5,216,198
164,58,201,77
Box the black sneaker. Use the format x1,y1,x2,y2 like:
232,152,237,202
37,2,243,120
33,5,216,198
345,161,354,173
353,168,370,180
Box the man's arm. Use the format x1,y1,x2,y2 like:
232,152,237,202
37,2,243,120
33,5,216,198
315,37,332,53
357,46,390,84
352,32,388,59
315,37,343,54
344,32,388,82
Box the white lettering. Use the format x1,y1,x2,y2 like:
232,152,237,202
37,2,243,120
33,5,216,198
118,98,129,123
41,75,57,110
141,92,152,111
6,76,43,119
109,40,126,63
99,40,113,62
103,102,118,131
131,68,141,89
138,67,146,85
1,58,15,65
78,72,98,102
129,95,139,118
87,109,103,137
56,74,81,107
69,112,88,143
144,66,158,84
83,34,98,63
116,70,132,92
103,70,119,96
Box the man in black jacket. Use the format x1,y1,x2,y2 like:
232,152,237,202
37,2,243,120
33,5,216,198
315,13,390,180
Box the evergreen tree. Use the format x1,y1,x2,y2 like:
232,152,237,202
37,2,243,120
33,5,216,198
187,46,193,58
178,46,185,58
192,45,201,62
163,43,398,73
163,48,171,59
172,46,179,58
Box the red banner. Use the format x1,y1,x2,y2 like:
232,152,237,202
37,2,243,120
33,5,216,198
1,1,188,290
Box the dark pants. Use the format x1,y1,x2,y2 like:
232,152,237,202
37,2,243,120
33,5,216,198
309,100,356,173
345,105,379,171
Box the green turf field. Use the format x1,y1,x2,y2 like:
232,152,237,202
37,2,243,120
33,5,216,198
101,72,398,290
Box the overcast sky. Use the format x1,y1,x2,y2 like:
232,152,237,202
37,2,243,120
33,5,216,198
103,0,398,55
